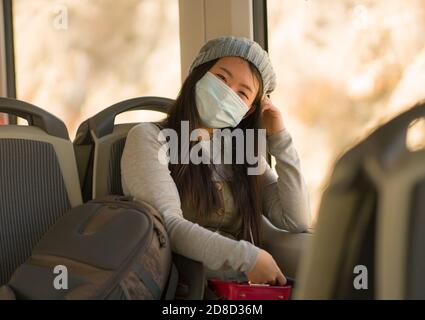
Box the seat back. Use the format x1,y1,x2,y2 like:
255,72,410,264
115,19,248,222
0,98,82,285
295,102,425,299
74,97,172,201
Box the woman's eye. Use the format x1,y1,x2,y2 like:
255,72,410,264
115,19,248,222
216,74,226,82
239,91,248,99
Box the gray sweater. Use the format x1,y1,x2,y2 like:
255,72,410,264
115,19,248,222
121,123,310,277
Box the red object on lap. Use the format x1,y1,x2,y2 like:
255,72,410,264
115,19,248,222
0,114,7,125
208,279,292,300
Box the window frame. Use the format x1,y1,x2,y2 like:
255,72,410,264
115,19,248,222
252,0,268,51
252,0,272,166
1,0,17,124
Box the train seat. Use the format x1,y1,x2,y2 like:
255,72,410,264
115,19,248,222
74,97,172,201
295,102,425,299
0,98,82,286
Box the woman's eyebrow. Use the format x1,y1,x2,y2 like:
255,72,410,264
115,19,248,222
219,67,254,94
240,83,254,94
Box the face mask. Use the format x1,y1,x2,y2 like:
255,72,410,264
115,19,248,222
195,71,249,128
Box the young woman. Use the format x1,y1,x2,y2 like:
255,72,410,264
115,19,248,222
121,36,310,287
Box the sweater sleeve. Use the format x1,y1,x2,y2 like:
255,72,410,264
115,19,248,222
260,129,311,232
120,123,260,274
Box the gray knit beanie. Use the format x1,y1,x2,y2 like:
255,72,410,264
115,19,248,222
189,36,276,94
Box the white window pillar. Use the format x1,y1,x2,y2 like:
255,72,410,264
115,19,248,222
178,0,253,80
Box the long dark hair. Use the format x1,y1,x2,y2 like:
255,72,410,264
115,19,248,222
160,59,265,245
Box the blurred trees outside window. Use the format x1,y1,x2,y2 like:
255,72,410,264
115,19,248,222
13,0,181,138
267,0,425,222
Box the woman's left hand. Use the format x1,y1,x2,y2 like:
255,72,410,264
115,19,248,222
259,96,285,137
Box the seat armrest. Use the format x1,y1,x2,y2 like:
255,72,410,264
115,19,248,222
260,216,313,279
172,253,206,300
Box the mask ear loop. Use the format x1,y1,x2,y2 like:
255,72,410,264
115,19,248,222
243,102,258,119
243,91,269,119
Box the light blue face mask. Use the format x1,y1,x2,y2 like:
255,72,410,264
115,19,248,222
195,72,250,128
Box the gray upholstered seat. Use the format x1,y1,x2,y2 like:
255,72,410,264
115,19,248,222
74,97,172,200
0,98,82,285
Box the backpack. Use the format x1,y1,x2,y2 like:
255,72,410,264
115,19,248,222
2,195,178,300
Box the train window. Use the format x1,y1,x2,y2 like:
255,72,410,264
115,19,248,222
267,0,425,222
12,0,181,138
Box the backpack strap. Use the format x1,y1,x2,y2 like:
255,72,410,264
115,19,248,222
133,264,162,300
162,262,179,300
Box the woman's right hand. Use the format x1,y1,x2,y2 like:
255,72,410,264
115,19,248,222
247,249,287,285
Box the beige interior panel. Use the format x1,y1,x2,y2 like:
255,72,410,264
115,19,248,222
178,0,253,79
